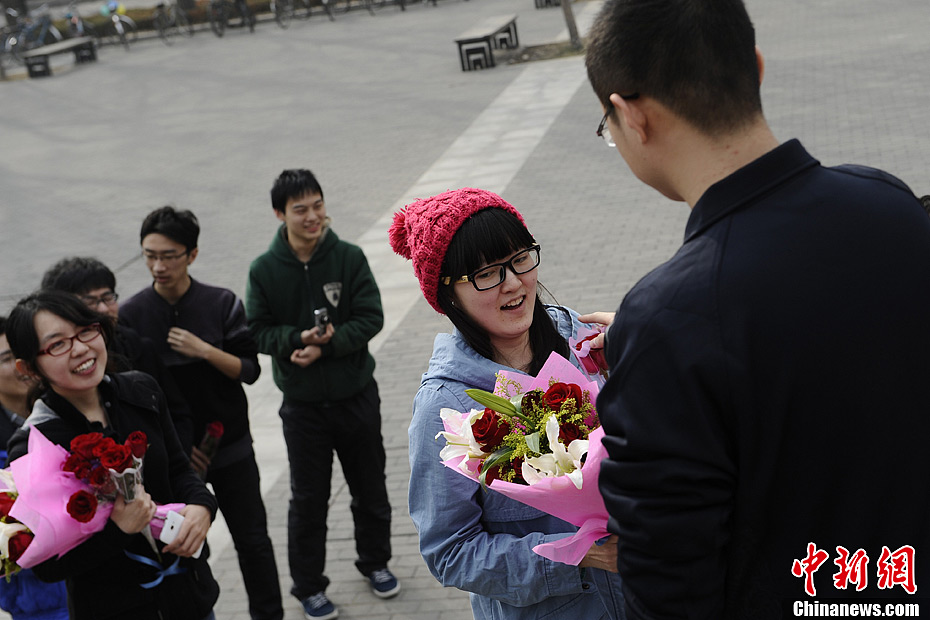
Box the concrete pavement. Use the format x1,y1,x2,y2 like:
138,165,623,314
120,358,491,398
2,0,929,617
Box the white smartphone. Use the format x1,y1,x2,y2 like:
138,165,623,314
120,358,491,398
158,510,204,559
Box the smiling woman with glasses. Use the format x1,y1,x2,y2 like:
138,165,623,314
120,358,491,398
390,188,624,620
4,289,220,620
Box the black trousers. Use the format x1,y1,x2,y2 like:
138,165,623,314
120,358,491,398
208,450,283,620
279,380,393,599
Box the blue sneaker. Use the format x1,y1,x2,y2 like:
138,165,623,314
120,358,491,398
368,568,401,599
301,592,338,620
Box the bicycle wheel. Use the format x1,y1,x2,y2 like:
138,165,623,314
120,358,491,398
3,32,24,64
46,24,63,44
173,6,194,36
153,9,175,45
272,0,292,29
208,1,227,37
237,0,254,33
293,0,312,20
108,16,136,49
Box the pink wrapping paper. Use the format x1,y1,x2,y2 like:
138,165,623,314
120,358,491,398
8,428,185,568
9,428,113,568
441,352,610,565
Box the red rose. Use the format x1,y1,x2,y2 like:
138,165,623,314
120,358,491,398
7,531,33,563
62,454,92,480
66,490,98,523
87,465,113,492
543,383,583,410
91,437,118,459
70,432,104,459
98,444,133,473
0,493,14,520
205,421,224,439
471,408,511,450
558,422,584,445
520,390,544,414
510,458,526,485
125,431,148,459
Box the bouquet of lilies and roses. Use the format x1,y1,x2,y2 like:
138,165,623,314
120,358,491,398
1,428,184,576
0,470,34,579
436,351,611,565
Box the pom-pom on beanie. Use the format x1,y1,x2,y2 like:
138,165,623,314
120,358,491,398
389,188,525,314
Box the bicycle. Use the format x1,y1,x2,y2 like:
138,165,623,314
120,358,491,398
333,0,377,17
65,0,98,41
100,1,137,50
152,0,193,45
270,0,293,28
2,5,62,64
207,0,255,37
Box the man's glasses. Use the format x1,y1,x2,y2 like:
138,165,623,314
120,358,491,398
80,292,119,308
142,250,190,264
38,324,103,357
441,245,541,291
596,93,640,148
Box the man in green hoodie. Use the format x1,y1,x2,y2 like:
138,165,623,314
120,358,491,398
246,169,398,620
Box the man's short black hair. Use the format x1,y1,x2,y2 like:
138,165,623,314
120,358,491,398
41,256,116,296
271,169,325,214
140,206,200,252
585,0,763,137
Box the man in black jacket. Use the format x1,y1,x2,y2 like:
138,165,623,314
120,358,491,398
120,207,283,620
585,1,930,617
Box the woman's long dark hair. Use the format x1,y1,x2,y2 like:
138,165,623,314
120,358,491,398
436,208,569,375
6,290,114,409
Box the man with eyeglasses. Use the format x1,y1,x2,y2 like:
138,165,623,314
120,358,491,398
40,256,194,455
120,206,284,620
584,0,930,617
245,169,398,620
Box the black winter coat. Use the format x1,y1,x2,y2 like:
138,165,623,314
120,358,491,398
7,371,219,620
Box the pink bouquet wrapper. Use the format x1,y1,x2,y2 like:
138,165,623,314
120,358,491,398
441,352,610,565
569,324,608,388
9,427,185,567
9,428,113,568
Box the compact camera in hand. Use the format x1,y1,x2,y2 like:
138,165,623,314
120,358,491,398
314,308,331,331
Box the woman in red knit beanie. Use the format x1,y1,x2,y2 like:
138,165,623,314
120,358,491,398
390,188,624,620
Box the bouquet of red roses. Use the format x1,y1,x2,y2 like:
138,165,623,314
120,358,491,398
3,428,183,574
436,351,611,566
64,430,147,503
0,470,34,578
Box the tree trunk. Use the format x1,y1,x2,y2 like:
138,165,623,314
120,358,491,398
560,0,582,50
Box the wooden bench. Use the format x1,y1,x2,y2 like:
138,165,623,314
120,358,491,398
454,14,518,71
21,36,96,78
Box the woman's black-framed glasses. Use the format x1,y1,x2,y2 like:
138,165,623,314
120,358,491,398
441,245,541,291
38,323,103,357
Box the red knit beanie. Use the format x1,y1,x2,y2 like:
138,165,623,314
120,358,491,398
389,188,525,314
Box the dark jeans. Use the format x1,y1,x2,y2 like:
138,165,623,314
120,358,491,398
280,380,393,600
208,449,283,620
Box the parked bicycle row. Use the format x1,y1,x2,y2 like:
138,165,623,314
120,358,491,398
2,0,424,68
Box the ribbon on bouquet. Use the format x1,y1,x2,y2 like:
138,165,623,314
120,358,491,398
123,551,186,589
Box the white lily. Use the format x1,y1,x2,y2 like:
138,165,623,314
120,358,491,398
435,408,487,471
0,469,16,495
522,416,589,489
0,521,28,560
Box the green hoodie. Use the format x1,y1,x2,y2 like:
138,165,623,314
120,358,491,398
246,225,383,404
